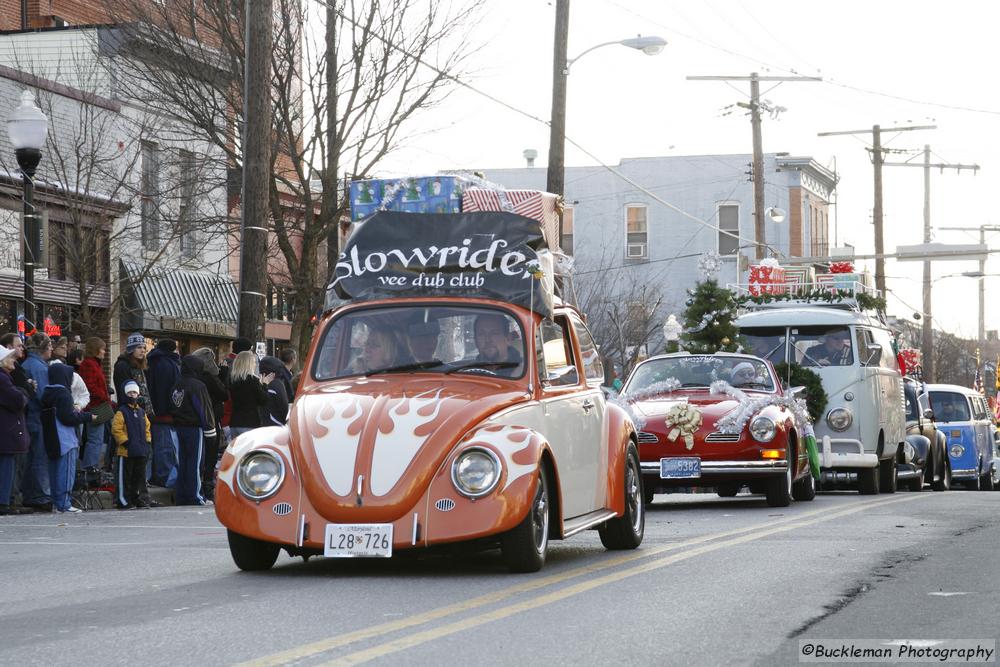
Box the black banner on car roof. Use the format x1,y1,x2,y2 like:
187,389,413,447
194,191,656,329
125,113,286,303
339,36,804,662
327,211,553,316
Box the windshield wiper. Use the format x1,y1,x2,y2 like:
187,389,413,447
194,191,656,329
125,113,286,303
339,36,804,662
366,360,446,375
445,361,519,375
680,382,708,388
734,381,771,390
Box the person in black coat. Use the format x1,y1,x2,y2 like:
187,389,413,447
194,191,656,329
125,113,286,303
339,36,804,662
169,355,216,506
1,346,31,515
191,347,227,500
227,351,272,439
259,356,290,426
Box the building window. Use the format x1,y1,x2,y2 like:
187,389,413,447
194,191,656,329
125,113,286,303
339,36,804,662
625,204,647,260
48,219,110,284
718,203,739,255
141,141,160,250
562,206,574,256
178,149,197,258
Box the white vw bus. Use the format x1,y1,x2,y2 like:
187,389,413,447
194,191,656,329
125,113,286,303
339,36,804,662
736,302,906,494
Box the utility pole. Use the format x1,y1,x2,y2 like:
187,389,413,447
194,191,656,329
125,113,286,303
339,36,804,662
546,0,570,244
238,0,273,344
818,124,935,298
689,73,820,259
884,147,978,383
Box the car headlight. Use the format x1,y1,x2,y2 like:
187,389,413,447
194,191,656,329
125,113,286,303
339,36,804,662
826,407,853,432
949,444,965,458
451,448,502,498
749,416,776,442
237,451,285,500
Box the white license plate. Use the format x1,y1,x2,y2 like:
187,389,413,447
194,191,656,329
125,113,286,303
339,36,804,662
660,457,701,479
323,524,393,558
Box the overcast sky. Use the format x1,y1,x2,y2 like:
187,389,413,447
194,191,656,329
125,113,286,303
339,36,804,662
377,0,1000,341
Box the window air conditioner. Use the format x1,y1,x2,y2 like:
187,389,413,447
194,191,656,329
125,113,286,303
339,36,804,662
626,242,647,258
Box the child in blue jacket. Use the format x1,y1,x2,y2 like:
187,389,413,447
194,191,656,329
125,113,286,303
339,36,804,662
40,364,95,513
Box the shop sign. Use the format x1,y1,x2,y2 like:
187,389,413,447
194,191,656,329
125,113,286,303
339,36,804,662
160,316,237,338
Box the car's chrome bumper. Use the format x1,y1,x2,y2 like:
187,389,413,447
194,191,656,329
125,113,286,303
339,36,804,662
641,460,788,476
950,467,979,479
820,435,878,469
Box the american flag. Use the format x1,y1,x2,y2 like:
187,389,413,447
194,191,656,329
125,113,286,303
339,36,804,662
974,367,985,395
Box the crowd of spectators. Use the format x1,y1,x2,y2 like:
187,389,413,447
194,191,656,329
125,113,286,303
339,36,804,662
0,332,299,515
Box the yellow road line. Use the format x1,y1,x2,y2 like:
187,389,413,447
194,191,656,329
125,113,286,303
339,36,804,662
241,495,916,667
318,494,922,666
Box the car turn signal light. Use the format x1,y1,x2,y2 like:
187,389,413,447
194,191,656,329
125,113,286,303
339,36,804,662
761,449,783,459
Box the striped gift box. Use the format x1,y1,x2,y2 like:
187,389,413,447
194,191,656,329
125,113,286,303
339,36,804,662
462,188,561,251
782,266,816,295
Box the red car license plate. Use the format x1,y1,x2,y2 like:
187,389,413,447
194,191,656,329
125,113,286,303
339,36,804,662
660,457,701,479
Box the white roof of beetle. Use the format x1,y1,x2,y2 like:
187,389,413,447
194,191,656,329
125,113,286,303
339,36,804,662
735,307,883,328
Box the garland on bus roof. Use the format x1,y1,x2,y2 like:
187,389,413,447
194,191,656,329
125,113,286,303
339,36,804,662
736,290,886,313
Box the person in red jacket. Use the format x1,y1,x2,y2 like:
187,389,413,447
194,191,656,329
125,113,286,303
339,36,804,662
77,338,111,470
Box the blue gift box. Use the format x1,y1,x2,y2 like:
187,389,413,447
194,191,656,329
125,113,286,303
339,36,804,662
349,176,468,220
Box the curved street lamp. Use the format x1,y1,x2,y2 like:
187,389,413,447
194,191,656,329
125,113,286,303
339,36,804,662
7,90,48,331
547,34,667,245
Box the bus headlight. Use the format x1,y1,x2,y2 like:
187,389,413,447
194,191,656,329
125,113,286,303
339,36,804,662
826,407,853,432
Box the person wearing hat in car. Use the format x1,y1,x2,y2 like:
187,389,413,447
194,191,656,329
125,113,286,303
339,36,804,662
729,361,758,387
406,316,441,364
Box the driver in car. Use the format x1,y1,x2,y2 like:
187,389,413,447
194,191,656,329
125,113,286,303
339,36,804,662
472,314,522,376
729,361,758,387
811,331,852,366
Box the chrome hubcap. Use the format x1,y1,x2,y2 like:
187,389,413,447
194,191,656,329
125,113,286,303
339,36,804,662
531,476,549,553
626,461,642,532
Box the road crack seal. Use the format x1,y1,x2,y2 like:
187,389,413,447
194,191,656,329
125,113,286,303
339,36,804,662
788,550,927,638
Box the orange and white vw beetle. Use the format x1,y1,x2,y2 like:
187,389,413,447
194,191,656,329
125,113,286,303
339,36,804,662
215,211,644,572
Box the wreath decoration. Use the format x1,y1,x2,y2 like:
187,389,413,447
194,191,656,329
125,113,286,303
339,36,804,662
773,362,827,423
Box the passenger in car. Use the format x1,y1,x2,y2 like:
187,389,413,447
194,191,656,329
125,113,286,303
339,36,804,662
352,327,399,374
405,318,441,363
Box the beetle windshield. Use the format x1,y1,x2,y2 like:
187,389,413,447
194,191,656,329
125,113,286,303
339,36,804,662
928,391,971,423
312,305,526,380
623,356,775,398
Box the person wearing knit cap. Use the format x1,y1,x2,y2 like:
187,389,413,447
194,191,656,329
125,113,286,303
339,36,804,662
146,338,181,488
110,380,153,509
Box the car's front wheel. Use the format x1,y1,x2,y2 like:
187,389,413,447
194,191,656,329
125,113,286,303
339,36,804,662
792,469,817,501
858,466,880,495
765,447,793,507
879,456,897,494
227,530,280,571
501,469,550,573
932,458,951,492
599,444,645,550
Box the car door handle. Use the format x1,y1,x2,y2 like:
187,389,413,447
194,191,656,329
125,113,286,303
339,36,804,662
582,399,595,413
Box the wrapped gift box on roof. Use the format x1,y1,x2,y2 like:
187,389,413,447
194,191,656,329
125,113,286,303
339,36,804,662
349,175,471,221
781,266,816,295
748,258,786,295
817,271,872,294
462,188,562,252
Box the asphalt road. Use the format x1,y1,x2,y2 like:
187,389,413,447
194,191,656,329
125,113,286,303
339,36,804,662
1,488,998,667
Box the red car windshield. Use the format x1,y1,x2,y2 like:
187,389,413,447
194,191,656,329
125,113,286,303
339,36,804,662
624,356,775,397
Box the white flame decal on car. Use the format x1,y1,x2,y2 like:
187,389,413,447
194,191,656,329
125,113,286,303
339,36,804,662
370,389,445,496
313,395,364,496
465,426,536,491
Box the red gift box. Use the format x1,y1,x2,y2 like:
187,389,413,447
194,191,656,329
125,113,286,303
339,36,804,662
748,263,786,295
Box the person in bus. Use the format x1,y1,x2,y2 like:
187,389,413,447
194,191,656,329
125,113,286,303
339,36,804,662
810,330,852,366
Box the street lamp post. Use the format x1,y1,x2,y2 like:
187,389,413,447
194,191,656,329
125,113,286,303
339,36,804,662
7,90,48,333
546,21,666,244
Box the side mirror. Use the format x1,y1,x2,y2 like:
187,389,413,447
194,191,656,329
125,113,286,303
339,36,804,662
865,343,883,366
790,386,807,397
922,408,934,421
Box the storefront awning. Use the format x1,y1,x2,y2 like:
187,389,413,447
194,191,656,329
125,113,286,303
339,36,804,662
120,259,239,338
